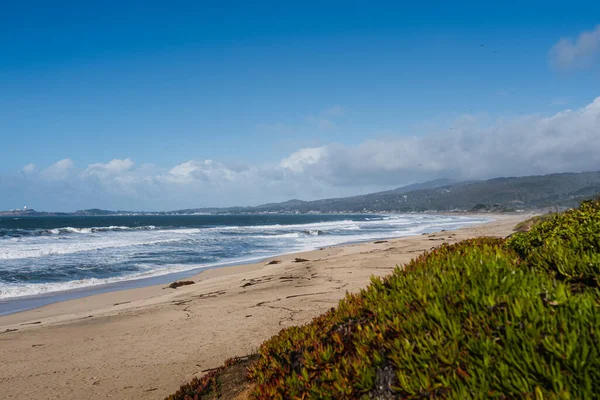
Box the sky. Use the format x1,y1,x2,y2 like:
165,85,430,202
1,1,600,211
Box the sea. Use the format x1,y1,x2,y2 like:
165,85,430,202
0,213,490,314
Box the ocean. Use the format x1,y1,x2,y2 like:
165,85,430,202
0,213,489,314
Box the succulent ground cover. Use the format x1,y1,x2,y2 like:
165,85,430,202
168,198,600,399
512,213,556,233
166,356,257,400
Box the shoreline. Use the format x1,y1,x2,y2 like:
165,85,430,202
0,213,498,316
0,213,531,399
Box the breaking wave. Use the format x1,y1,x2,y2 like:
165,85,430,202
0,213,491,302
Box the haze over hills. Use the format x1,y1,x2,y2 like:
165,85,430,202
2,171,599,216
224,171,600,213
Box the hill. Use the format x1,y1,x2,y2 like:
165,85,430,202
214,170,600,213
4,171,600,216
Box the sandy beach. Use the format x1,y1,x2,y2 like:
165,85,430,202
0,213,530,399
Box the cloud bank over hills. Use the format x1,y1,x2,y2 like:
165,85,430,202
4,97,600,211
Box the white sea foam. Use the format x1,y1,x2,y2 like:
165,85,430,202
0,228,202,260
215,219,362,232
45,225,159,235
251,232,303,239
0,263,209,299
0,251,287,300
0,214,492,301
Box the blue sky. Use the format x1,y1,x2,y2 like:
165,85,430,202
1,1,600,211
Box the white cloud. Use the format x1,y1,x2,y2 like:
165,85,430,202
5,97,600,211
40,158,74,180
550,25,600,69
280,147,327,173
165,96,600,192
22,163,36,174
83,158,134,178
165,160,234,184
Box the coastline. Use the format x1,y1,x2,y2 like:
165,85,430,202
0,212,496,316
0,213,530,399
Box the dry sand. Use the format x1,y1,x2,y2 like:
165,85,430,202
0,214,530,399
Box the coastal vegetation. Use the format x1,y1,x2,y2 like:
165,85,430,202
168,197,600,399
512,213,555,232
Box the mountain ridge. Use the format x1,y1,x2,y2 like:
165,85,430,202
2,170,599,216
